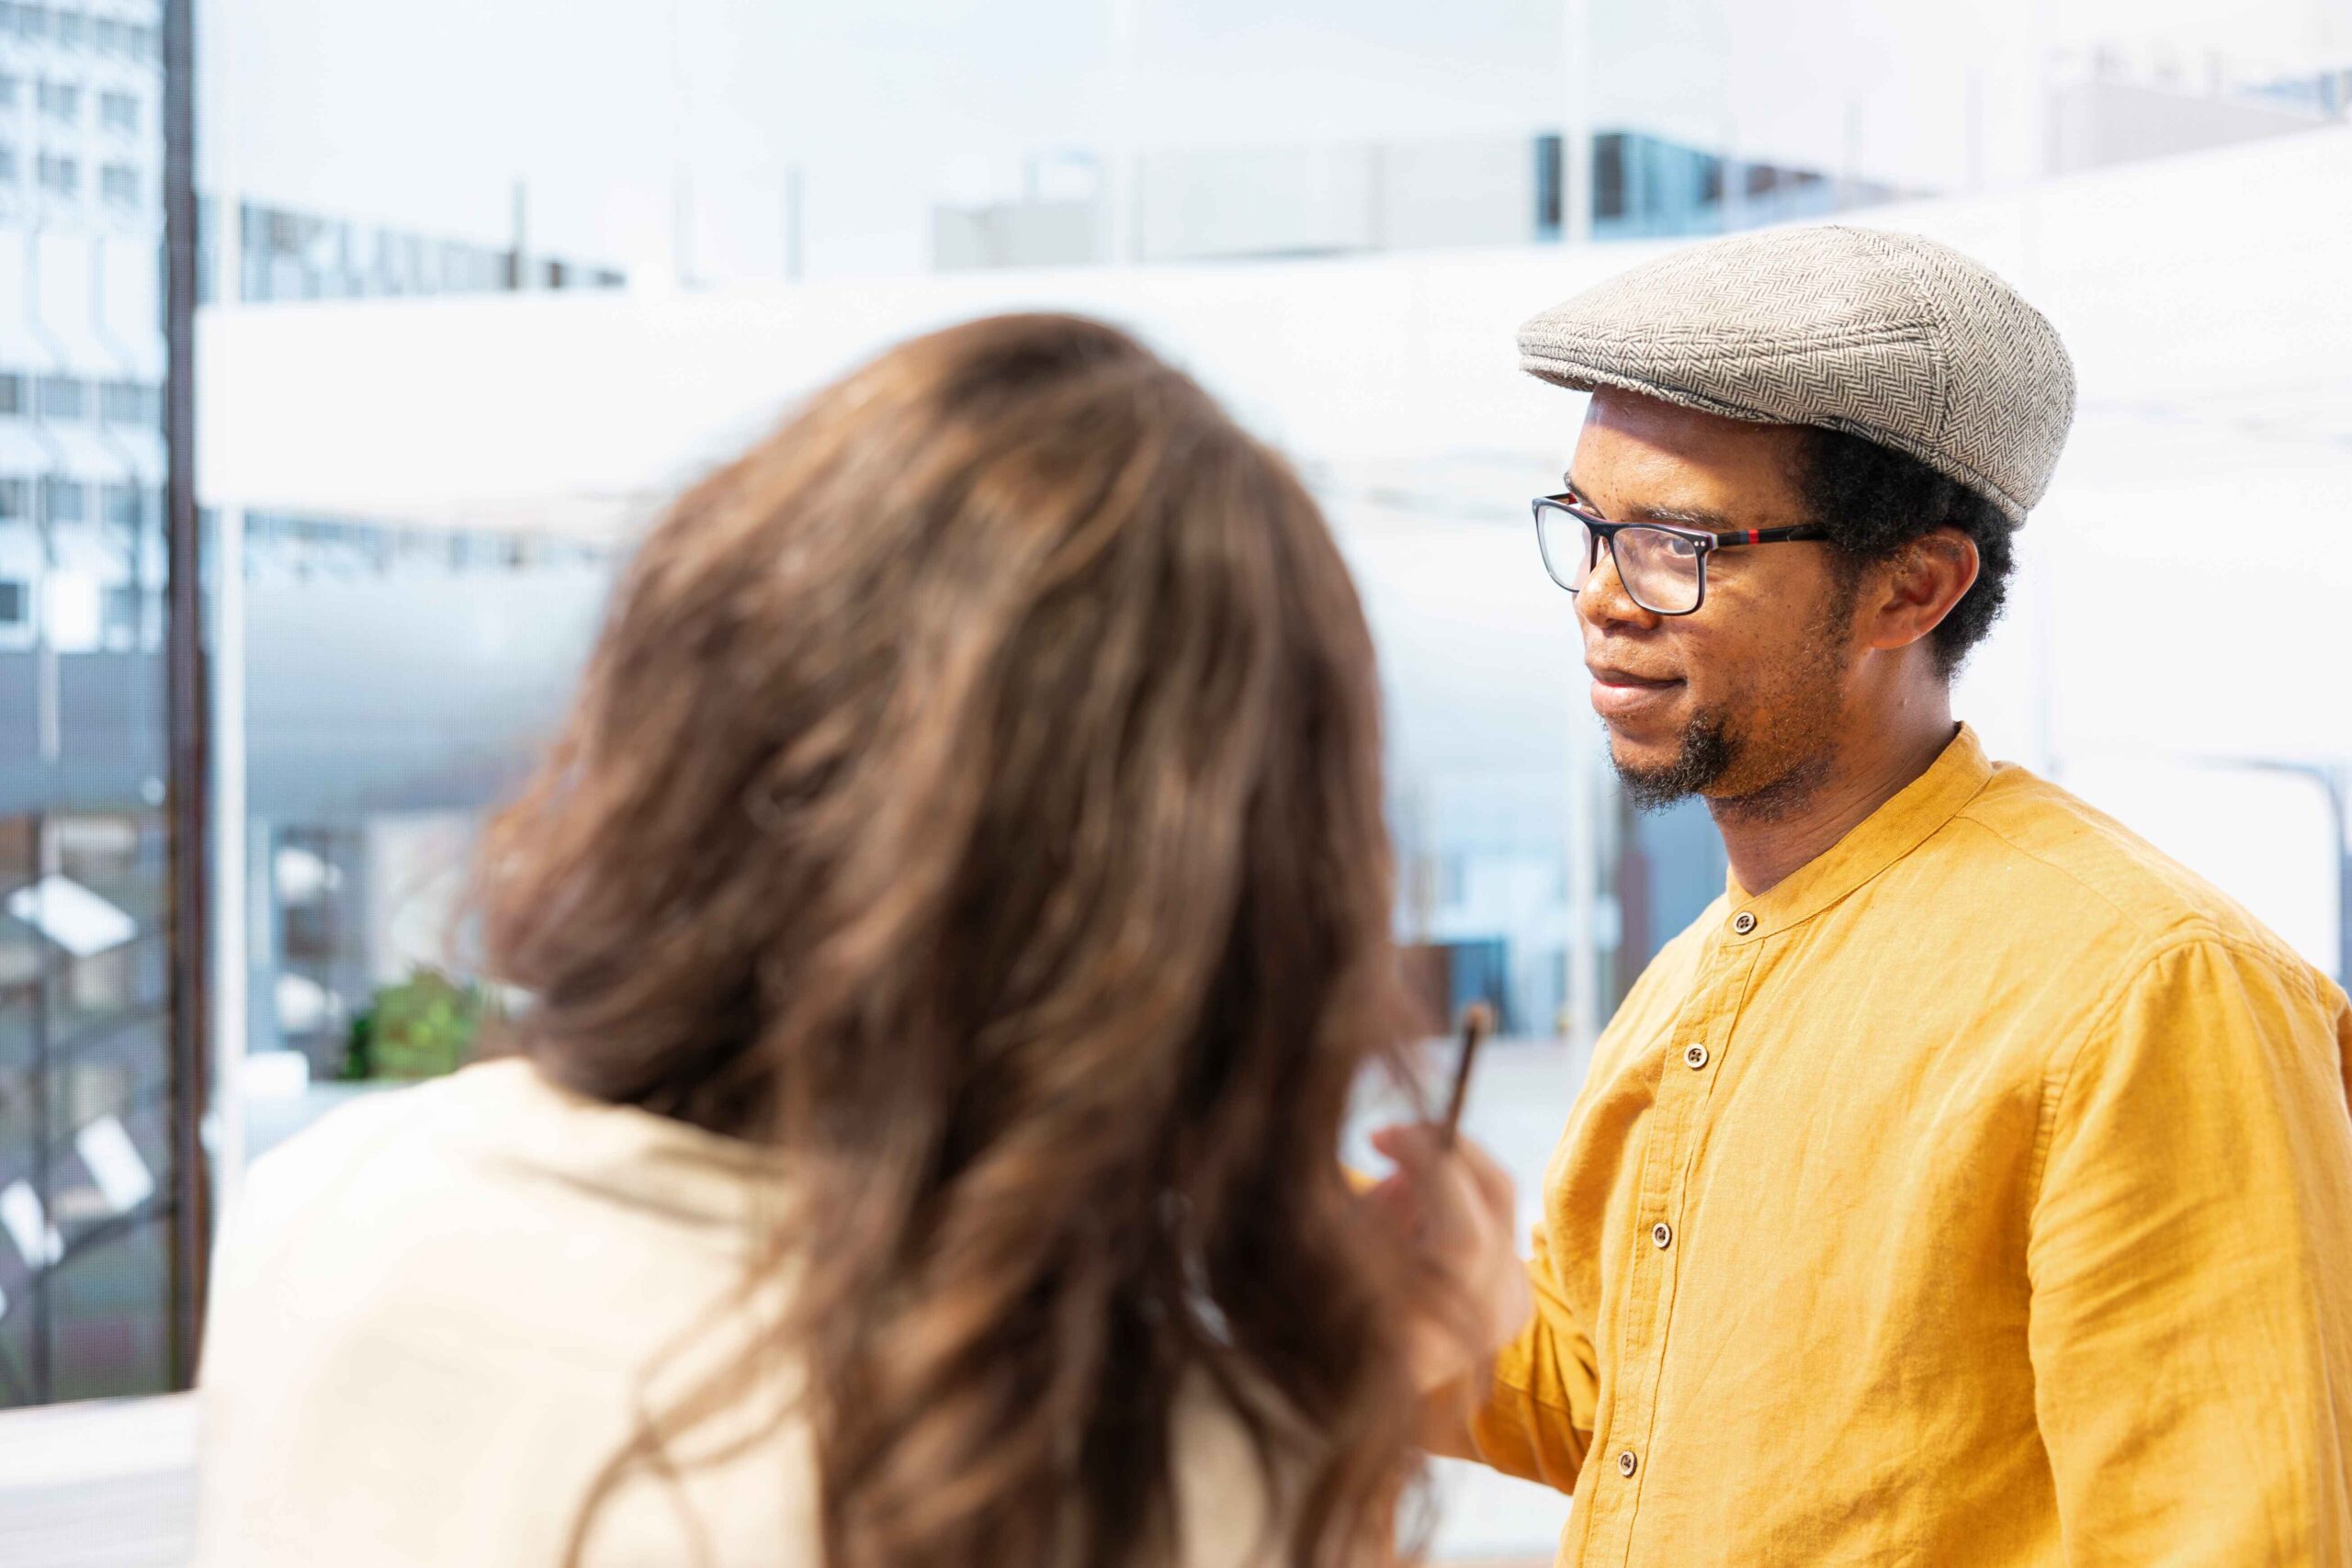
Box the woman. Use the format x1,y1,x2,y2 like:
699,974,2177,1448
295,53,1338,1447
194,314,1523,1567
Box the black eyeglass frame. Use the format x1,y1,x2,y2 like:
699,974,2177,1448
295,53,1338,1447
1532,491,1830,616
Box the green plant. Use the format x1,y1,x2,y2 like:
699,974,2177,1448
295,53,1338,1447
341,968,487,1081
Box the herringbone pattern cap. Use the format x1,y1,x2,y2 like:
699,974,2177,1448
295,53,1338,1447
1518,225,2075,523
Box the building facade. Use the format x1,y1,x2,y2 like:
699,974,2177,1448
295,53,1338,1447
0,0,171,1409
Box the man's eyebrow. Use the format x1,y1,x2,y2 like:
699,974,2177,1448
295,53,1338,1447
1563,472,1736,532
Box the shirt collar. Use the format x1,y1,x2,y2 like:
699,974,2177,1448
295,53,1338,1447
1719,724,1995,945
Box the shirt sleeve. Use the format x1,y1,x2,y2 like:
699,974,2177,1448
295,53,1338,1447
1421,1207,1600,1495
2028,938,2352,1566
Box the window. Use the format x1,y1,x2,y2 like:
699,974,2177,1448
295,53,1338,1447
38,80,79,121
99,162,133,207
90,15,119,51
1594,133,1628,223
103,584,137,640
0,477,25,517
0,580,26,627
37,152,75,196
0,373,21,414
99,90,135,132
0,73,18,108
0,146,16,186
16,5,44,40
37,374,85,419
40,474,84,523
99,380,156,426
100,480,144,523
52,7,77,47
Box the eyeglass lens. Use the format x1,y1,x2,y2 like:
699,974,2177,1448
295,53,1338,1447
1536,502,1704,615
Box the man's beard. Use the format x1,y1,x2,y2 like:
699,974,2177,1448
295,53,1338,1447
1608,577,1856,821
1609,705,1833,824
1613,711,1735,812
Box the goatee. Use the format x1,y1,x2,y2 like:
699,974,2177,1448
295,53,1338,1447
1609,710,1834,825
1611,712,1733,812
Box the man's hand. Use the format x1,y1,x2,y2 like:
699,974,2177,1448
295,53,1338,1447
1362,1123,1531,1394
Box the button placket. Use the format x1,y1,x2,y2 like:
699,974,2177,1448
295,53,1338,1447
1580,938,1759,1567
1583,1014,1702,1556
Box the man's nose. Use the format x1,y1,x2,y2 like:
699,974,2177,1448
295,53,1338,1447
1575,540,1660,633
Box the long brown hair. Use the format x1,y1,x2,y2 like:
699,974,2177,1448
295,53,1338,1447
476,313,1426,1567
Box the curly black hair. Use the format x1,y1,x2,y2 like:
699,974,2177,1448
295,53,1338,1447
1794,426,2017,678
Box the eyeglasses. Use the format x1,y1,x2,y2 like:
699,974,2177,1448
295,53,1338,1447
1532,491,1828,616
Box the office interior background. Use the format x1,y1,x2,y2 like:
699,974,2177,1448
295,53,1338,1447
1,0,2349,1557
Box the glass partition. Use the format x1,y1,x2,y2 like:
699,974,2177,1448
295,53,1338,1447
0,0,175,1406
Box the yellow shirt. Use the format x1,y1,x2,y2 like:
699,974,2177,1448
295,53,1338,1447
1446,727,2352,1566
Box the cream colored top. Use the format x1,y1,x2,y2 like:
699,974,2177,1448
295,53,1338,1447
194,1059,1283,1567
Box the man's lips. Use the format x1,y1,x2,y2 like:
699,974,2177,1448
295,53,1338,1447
1587,663,1679,689
1586,664,1683,720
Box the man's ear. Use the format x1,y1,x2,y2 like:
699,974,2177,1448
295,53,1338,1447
1866,529,1978,652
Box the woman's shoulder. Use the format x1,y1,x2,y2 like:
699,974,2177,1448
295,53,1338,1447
236,1055,789,1247
215,1063,510,1267
197,1060,815,1566
243,1056,529,1176
208,1056,796,1419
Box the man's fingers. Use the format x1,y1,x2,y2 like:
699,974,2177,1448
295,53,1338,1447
1371,1121,1446,1170
1462,1139,1516,1212
1360,1173,1417,1222
1372,1126,1528,1394
1372,1124,1511,1212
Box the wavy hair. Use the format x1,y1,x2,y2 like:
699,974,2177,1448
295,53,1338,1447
475,313,1428,1567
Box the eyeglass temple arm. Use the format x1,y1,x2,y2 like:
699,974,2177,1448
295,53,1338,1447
1699,524,1830,547
1537,498,1826,550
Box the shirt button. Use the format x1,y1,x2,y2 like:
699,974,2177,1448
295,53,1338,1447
1732,910,1757,935
1651,1221,1673,1249
1617,1450,1639,1478
1683,1043,1709,1070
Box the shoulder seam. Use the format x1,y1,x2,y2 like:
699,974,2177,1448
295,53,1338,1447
1947,806,2151,935
2022,934,2319,1213
1946,801,2295,960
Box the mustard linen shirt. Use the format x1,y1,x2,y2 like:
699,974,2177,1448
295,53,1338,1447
1452,727,2352,1565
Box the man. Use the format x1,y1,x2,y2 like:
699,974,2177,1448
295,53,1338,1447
1388,225,2352,1564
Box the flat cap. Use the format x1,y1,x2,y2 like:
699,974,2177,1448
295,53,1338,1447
1518,225,2075,523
